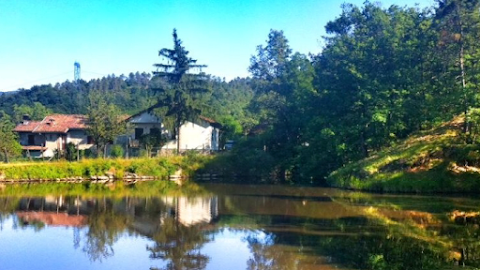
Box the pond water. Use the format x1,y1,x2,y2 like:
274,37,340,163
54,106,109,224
0,182,479,270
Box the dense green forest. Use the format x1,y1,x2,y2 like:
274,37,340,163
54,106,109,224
2,0,480,184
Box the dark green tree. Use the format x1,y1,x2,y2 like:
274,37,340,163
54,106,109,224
0,112,22,163
434,0,480,133
249,30,316,180
87,90,128,158
13,102,52,123
148,217,210,270
139,128,167,158
152,29,210,152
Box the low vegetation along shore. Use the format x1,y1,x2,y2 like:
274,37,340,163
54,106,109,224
328,116,480,193
0,155,211,182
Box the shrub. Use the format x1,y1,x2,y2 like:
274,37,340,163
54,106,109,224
110,145,124,158
66,143,78,161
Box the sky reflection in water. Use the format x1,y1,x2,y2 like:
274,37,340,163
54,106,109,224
0,183,479,270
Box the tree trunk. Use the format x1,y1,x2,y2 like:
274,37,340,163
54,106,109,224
176,120,181,154
103,144,108,159
3,149,8,163
460,43,469,134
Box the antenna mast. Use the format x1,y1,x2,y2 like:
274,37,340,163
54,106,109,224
74,62,81,82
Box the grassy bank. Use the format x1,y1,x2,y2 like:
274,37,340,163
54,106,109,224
0,181,209,198
327,116,480,193
0,154,212,181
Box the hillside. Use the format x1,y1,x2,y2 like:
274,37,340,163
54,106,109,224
327,116,480,193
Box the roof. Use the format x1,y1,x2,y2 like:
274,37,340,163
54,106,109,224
14,114,88,134
13,121,42,132
199,116,222,128
127,105,222,128
16,212,88,227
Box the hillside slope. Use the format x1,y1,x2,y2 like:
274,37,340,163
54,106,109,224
327,116,480,193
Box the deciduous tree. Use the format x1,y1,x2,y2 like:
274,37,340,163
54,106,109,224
87,90,128,158
0,112,22,163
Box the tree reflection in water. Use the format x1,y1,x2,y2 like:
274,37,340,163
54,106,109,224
5,184,480,269
148,216,210,270
82,197,131,262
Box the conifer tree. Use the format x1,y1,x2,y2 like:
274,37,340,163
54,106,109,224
152,29,209,152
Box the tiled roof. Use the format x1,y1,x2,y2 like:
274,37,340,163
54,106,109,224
199,116,217,124
14,114,89,134
16,212,88,227
13,121,42,132
199,116,222,128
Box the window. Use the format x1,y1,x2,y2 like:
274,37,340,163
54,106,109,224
28,135,35,145
135,128,144,139
87,136,94,144
151,128,161,135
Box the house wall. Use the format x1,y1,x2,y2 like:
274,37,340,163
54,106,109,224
18,133,44,146
44,134,62,151
128,112,165,140
67,130,94,150
178,120,216,150
130,123,166,140
177,197,216,226
161,120,220,151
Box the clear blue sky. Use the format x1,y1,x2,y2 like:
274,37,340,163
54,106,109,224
0,0,433,92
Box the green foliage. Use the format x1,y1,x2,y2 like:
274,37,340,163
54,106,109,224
0,156,210,180
152,29,211,152
139,128,166,157
13,102,52,123
327,116,480,193
109,145,124,158
65,142,78,161
203,136,277,180
218,115,243,146
0,112,22,163
87,90,128,158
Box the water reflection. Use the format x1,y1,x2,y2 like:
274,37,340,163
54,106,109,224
0,183,480,269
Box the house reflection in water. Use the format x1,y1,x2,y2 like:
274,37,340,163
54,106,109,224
16,196,89,227
161,197,219,227
14,195,219,229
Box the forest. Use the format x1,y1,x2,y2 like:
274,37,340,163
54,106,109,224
1,0,480,184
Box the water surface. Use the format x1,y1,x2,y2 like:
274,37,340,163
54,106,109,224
0,183,479,269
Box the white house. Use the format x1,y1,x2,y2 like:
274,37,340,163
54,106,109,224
125,109,221,151
124,110,167,141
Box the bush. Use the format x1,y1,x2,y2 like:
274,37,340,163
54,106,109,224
110,145,124,158
66,143,78,161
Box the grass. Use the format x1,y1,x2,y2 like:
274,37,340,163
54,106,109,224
0,154,213,181
0,181,210,198
327,116,480,193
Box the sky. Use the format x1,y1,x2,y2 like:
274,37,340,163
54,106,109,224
0,0,434,92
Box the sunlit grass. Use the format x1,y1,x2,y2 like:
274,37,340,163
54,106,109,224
0,155,213,181
328,116,480,193
0,180,210,198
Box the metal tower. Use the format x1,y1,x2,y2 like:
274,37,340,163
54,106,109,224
74,62,81,82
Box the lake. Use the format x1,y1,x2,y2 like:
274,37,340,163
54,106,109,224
0,182,479,270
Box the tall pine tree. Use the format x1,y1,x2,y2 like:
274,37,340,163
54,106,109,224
152,29,210,152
